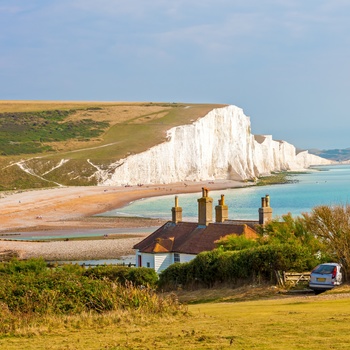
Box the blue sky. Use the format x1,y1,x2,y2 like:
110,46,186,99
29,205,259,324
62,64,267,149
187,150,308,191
1,1,349,150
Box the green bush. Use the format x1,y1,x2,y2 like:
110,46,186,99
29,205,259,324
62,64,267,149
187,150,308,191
159,243,320,290
0,259,171,319
216,234,259,251
83,265,130,284
0,258,47,275
157,262,191,290
0,109,109,155
126,267,158,288
83,265,158,288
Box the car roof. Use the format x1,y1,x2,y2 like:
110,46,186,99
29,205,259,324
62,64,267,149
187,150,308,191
319,262,340,266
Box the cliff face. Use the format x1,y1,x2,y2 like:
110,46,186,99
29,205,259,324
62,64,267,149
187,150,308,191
99,105,332,186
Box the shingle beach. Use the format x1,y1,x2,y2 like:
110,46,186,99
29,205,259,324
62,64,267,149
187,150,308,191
0,238,144,261
0,180,245,260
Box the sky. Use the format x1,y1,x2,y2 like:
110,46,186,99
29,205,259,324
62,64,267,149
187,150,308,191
1,1,349,150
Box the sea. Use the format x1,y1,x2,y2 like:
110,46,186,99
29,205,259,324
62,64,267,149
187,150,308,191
8,164,349,266
103,164,350,222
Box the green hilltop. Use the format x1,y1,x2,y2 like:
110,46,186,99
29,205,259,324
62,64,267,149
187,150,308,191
0,101,225,191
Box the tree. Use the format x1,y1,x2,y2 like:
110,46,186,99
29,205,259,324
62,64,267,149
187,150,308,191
215,234,259,251
256,213,326,270
258,213,323,253
303,204,350,280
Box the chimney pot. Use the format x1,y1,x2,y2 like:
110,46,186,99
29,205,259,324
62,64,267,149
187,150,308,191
215,194,228,222
259,194,272,225
198,188,213,226
171,196,182,224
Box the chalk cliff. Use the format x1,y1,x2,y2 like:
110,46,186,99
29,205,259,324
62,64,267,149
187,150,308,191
98,105,332,186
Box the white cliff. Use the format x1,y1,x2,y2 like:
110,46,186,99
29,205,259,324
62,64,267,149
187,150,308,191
99,105,332,186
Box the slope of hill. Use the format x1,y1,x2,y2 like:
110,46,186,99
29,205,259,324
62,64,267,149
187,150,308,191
0,101,225,190
0,101,331,191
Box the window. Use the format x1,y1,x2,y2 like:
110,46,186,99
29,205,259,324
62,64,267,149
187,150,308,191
174,253,180,263
146,262,150,268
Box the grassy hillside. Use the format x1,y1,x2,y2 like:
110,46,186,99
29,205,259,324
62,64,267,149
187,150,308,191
0,101,225,190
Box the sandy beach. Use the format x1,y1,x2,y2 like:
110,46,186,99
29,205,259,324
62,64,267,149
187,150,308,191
0,180,246,260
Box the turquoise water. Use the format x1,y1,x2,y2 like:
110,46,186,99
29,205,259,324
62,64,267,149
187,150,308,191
0,227,157,241
104,165,350,221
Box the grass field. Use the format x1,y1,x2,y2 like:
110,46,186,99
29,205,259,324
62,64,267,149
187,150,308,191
0,101,225,190
1,286,349,350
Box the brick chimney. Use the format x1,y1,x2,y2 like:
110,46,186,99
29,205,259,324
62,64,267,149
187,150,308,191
215,194,228,222
171,196,182,224
259,194,272,225
197,187,213,226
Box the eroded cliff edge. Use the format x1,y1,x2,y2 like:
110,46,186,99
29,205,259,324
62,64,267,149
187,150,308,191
98,105,332,186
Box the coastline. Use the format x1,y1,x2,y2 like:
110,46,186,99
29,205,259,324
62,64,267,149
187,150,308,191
0,179,247,260
0,179,247,232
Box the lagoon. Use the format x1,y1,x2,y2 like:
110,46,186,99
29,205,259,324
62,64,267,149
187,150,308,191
103,165,350,221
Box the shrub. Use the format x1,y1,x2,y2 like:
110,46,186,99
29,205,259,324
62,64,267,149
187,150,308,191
0,258,47,275
0,259,181,322
159,242,320,290
83,265,158,288
216,234,259,251
158,262,192,290
126,267,158,288
83,265,130,284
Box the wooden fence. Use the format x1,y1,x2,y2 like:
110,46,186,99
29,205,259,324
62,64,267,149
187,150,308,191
275,271,311,287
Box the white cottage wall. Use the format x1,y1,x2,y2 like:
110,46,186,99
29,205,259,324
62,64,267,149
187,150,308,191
179,253,197,263
137,252,154,269
154,254,172,273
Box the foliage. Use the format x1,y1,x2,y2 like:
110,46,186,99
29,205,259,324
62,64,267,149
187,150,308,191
256,172,299,186
257,213,326,258
0,259,182,329
0,102,224,190
158,242,316,289
159,212,337,290
303,204,350,280
83,265,158,288
126,266,159,287
0,257,48,274
0,109,109,155
216,234,259,251
1,290,350,349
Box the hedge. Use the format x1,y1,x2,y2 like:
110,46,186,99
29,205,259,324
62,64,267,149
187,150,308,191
158,243,320,289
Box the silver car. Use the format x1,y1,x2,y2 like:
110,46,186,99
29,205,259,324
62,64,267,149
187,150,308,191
309,263,343,294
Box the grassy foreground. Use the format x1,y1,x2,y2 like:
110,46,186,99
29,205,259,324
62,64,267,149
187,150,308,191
1,289,350,350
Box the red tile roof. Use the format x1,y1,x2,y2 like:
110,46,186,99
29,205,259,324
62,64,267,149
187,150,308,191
133,221,258,255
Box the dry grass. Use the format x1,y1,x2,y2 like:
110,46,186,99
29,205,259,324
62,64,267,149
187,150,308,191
65,105,171,124
1,286,350,349
0,101,226,190
46,105,173,153
0,100,141,113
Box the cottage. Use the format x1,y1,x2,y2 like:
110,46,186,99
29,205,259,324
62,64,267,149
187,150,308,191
133,188,272,273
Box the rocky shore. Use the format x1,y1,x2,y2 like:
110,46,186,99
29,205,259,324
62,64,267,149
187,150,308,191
0,236,148,261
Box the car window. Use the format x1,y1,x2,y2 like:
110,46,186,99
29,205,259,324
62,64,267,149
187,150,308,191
313,265,336,274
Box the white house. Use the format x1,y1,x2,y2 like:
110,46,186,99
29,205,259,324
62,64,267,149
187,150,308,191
133,188,272,273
